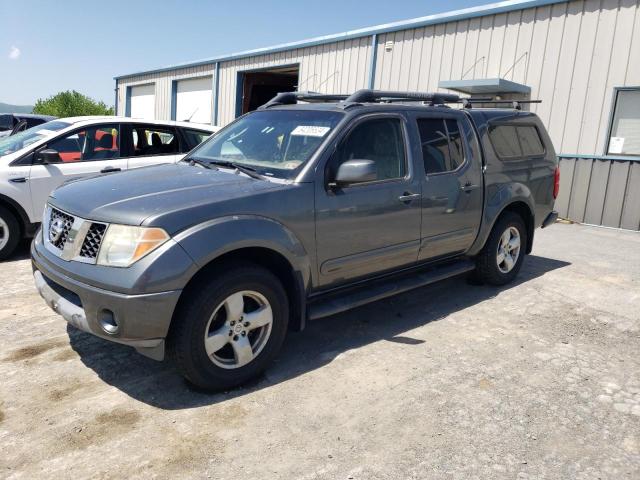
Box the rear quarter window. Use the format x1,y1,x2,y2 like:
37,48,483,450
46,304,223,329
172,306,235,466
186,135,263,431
489,124,545,159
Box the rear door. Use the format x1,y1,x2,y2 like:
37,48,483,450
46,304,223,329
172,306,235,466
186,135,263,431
28,123,128,215
124,123,180,169
413,112,483,260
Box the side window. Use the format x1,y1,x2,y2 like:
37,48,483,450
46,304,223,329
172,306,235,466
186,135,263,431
181,129,212,152
489,124,545,159
48,125,120,163
517,126,545,156
131,125,178,156
418,118,465,174
333,117,406,182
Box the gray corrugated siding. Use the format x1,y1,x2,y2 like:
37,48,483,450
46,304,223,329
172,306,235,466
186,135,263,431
115,0,640,230
556,157,640,230
116,0,640,156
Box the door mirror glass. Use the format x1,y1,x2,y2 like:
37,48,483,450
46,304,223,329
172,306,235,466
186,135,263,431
35,148,62,165
334,159,377,185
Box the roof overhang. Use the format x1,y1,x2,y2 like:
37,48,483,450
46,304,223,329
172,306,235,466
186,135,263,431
439,78,531,95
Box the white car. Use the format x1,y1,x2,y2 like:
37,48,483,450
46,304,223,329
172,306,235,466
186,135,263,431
0,116,218,259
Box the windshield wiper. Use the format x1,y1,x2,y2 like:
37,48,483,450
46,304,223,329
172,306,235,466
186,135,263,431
207,159,266,181
183,156,216,170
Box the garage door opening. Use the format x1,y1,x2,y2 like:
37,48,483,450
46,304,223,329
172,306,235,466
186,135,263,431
239,66,299,116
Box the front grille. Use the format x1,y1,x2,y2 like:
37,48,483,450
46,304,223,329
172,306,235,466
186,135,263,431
49,208,74,249
44,204,110,264
79,223,106,259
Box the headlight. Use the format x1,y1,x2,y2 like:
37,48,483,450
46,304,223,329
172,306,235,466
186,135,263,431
97,225,170,267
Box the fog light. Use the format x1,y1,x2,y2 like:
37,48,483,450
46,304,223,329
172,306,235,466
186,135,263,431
99,309,119,334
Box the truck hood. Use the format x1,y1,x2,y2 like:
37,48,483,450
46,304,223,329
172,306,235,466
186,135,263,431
49,163,282,229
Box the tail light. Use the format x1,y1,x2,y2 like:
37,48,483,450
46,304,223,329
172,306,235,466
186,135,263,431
553,167,560,199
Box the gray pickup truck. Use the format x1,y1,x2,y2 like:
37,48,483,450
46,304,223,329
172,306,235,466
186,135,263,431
31,90,559,390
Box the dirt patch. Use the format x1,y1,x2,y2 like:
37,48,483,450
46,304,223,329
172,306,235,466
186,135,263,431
0,407,4,423
3,338,67,362
62,408,142,451
47,381,84,401
52,349,77,362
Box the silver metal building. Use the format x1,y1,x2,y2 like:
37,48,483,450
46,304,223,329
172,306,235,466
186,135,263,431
114,0,640,230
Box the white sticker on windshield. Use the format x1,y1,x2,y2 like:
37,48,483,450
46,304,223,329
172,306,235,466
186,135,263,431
291,125,331,137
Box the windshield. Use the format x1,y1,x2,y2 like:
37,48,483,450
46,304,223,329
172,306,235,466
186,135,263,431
189,110,344,179
0,120,71,157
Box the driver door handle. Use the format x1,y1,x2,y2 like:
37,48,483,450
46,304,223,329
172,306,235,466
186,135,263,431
461,182,479,192
100,167,121,174
398,192,422,203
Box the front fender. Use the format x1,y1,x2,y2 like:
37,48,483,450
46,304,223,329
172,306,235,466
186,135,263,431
173,215,312,292
467,182,535,256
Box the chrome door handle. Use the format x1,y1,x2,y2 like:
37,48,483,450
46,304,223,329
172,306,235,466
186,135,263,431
398,192,421,203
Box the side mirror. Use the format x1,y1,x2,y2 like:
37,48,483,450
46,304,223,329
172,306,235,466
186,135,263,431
35,148,61,165
332,159,377,186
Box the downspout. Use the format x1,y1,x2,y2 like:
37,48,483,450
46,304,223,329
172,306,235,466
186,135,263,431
367,34,378,89
213,62,220,126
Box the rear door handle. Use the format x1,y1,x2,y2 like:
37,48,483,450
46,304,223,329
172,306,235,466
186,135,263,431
100,167,121,174
398,192,422,203
461,182,479,192
9,177,28,183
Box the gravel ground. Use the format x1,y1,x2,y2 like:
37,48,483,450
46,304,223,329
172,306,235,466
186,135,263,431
0,223,638,480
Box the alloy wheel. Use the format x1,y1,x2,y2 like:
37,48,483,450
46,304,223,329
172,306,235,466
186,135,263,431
204,290,273,369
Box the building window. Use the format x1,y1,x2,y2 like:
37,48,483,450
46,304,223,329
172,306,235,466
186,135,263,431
607,88,640,157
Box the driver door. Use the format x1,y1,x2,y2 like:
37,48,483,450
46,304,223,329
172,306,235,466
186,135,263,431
29,124,128,216
314,114,422,287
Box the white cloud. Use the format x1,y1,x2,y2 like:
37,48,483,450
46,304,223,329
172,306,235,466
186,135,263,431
8,46,21,60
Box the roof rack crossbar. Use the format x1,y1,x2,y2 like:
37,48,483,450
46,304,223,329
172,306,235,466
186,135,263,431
259,91,350,109
345,89,460,105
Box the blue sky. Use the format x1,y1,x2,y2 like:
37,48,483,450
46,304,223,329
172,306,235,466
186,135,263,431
1,0,491,106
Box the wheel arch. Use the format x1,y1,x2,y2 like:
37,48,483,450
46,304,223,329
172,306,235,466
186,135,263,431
0,193,31,237
175,246,307,333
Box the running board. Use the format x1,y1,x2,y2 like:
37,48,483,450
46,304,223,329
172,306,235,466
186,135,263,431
307,259,475,321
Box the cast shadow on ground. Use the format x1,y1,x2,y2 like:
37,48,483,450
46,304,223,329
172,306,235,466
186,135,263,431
67,254,570,410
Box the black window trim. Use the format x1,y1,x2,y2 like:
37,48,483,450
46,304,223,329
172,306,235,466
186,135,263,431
488,121,547,160
325,112,412,190
416,114,469,177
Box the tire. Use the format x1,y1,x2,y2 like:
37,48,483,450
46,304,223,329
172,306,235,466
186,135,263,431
169,262,289,391
474,211,527,286
0,206,21,261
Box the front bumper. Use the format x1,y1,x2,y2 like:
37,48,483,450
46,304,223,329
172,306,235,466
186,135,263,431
32,241,182,360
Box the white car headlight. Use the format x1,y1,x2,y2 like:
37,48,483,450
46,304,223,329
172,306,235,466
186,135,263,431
96,225,170,267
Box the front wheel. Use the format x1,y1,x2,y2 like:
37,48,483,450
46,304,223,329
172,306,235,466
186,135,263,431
474,212,527,286
0,206,21,261
169,263,289,391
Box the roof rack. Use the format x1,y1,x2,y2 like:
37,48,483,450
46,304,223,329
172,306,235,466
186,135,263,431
259,91,349,109
460,98,542,110
259,88,541,110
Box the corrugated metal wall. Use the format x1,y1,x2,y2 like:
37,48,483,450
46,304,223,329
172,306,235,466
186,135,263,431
215,37,372,125
115,0,640,230
373,0,640,157
556,157,640,229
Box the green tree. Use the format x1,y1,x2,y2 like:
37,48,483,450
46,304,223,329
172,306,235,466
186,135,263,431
33,90,114,117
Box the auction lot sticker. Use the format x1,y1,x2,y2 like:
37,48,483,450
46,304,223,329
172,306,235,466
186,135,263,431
291,126,331,137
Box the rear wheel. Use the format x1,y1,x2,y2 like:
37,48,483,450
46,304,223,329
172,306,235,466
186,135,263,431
170,263,289,391
0,206,20,261
474,211,527,286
